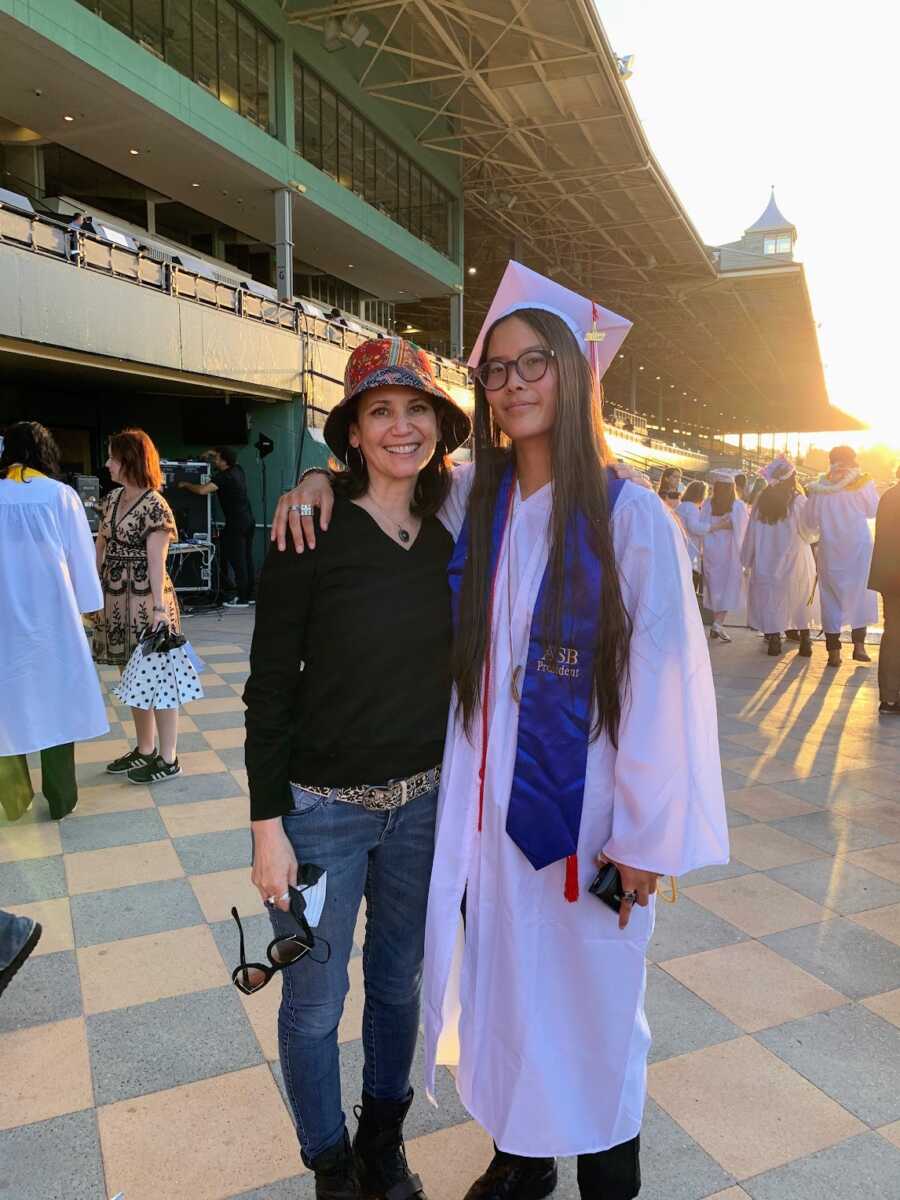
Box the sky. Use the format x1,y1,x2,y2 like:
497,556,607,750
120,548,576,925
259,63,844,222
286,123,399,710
595,0,900,450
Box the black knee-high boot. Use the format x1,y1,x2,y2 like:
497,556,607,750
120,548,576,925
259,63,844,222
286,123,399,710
576,1134,641,1200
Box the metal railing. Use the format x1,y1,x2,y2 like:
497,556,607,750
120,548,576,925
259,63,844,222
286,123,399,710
0,200,469,392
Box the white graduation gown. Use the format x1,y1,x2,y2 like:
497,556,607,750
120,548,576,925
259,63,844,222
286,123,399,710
740,496,820,633
804,482,879,631
425,472,729,1157
0,476,108,756
700,500,749,613
676,500,711,572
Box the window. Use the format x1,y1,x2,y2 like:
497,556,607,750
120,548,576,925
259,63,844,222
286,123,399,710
763,233,792,255
238,12,259,122
338,101,353,189
302,70,321,168
321,85,337,179
85,0,276,135
192,0,218,96
218,2,240,114
163,0,192,78
133,0,164,57
291,57,457,258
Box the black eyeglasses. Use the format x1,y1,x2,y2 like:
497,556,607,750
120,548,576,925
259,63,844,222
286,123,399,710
475,347,556,391
230,905,313,995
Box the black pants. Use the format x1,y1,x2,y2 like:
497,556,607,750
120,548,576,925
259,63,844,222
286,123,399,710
577,1133,641,1198
825,627,866,651
220,522,256,602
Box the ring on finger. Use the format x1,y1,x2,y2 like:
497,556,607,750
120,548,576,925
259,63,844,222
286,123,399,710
288,503,315,516
621,889,639,904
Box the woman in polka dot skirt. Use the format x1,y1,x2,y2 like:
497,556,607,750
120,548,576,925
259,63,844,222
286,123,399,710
93,429,203,784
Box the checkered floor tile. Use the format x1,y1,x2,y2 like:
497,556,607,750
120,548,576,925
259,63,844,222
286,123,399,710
2,612,900,1200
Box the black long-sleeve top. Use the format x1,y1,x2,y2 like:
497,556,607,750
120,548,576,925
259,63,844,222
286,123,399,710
244,496,454,820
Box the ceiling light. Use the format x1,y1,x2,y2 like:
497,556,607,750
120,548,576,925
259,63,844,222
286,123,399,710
323,16,343,51
655,376,661,380
191,182,200,188
129,148,140,155
347,263,354,269
467,266,477,276
342,13,370,48
63,114,75,122
638,365,644,371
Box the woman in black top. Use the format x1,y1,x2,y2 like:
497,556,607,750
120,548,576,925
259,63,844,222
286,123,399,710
244,337,470,1200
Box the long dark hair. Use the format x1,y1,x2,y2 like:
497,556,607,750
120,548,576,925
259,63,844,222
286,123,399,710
331,393,453,518
451,308,632,746
0,421,61,479
657,467,681,495
755,475,799,524
710,481,736,516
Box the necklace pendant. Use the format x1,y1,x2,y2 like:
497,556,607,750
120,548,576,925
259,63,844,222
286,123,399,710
398,528,410,543
511,665,523,704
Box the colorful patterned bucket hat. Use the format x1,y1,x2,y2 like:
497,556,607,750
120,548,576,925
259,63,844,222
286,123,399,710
324,336,472,462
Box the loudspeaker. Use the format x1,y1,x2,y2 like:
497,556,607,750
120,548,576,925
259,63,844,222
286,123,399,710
71,474,101,533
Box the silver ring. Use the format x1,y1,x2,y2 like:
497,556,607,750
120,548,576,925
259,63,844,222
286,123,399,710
288,503,315,516
621,890,639,904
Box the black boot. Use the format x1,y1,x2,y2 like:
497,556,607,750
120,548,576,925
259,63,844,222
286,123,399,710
852,627,871,662
462,1147,557,1200
311,1130,363,1200
766,633,782,656
353,1091,426,1200
798,630,813,657
825,632,842,668
784,629,800,642
577,1135,641,1200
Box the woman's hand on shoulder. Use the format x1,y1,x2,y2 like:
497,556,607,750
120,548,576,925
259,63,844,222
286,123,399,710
272,472,335,553
610,463,652,490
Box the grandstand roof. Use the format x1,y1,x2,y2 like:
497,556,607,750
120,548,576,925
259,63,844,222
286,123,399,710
289,0,862,432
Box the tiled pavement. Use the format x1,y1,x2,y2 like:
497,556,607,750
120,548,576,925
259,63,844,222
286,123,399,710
2,612,900,1200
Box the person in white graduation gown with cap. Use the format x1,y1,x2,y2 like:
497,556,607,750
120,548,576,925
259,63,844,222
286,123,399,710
740,455,819,657
423,263,729,1200
804,444,880,668
699,469,749,644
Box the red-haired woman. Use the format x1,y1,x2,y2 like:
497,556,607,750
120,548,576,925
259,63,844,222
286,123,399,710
93,428,194,783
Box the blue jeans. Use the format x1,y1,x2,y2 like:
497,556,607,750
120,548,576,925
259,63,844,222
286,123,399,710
0,909,34,971
267,784,438,1165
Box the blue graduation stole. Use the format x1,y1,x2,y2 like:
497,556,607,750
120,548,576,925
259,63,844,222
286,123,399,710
448,464,624,898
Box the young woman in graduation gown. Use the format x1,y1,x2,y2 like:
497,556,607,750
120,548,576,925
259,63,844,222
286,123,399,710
804,445,880,667
699,472,749,644
739,457,819,657
422,304,729,1200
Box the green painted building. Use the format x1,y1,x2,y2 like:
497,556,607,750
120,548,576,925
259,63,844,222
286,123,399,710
0,0,468,575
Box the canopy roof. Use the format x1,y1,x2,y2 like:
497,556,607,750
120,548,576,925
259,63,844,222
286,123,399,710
288,0,862,433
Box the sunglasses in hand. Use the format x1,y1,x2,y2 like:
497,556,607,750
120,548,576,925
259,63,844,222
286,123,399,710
231,901,316,995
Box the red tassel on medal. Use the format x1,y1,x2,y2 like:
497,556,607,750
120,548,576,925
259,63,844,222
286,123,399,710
564,854,579,903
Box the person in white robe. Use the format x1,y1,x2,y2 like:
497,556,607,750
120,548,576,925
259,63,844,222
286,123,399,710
0,422,107,820
423,274,729,1200
699,469,749,644
739,456,819,657
804,445,880,667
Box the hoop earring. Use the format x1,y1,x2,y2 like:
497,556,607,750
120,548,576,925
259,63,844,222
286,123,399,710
349,445,366,472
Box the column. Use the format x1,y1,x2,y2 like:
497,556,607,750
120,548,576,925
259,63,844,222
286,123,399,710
274,188,294,302
629,356,638,412
450,291,464,361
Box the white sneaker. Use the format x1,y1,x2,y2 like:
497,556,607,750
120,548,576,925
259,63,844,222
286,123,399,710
713,623,732,643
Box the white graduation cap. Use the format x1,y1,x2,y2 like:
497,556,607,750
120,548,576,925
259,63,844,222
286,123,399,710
467,261,633,383
708,468,737,484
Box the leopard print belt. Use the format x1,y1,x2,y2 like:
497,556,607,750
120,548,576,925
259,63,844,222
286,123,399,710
292,766,441,812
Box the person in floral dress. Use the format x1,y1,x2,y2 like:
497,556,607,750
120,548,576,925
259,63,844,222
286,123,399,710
93,429,187,784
